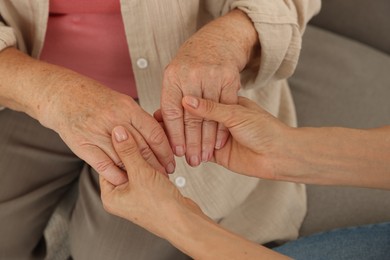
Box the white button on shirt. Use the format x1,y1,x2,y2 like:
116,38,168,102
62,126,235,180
136,58,148,69
175,176,186,188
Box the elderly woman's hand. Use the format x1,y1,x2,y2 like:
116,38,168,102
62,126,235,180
160,9,259,167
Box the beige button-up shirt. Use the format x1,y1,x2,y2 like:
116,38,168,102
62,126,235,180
0,0,321,243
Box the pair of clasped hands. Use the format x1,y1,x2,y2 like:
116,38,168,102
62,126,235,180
54,9,259,186
100,93,282,240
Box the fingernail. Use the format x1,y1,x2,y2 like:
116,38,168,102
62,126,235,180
184,96,199,109
175,145,185,157
166,162,175,174
215,139,223,150
113,126,128,142
190,155,200,167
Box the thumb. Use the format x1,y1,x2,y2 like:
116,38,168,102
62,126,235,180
183,96,268,149
182,96,240,128
112,126,156,180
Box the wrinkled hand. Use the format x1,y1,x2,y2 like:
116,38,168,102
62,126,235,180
41,79,175,185
160,9,259,167
161,38,241,167
100,126,202,238
182,96,289,180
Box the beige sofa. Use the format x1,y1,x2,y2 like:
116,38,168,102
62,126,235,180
44,1,390,258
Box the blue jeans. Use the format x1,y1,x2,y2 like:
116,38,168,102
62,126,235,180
273,222,390,260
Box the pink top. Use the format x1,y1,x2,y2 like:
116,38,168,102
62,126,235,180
40,0,137,98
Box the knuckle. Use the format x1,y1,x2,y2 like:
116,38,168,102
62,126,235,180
187,67,200,80
163,63,177,77
116,161,126,171
202,121,217,143
186,141,199,151
148,127,166,147
217,127,230,138
202,119,217,128
138,145,154,161
202,138,215,150
117,143,139,159
162,67,181,89
204,100,217,114
184,116,203,128
167,131,184,143
95,159,115,174
161,107,183,121
223,73,240,86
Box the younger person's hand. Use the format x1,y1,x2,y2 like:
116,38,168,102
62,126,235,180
182,96,290,180
100,125,290,260
100,125,202,238
183,95,390,190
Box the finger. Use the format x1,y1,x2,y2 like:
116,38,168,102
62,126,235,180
182,95,241,128
200,84,219,162
201,119,217,161
182,83,203,167
161,77,186,157
216,82,239,149
183,108,202,166
112,126,159,180
157,99,265,134
183,96,268,150
80,145,128,186
131,110,175,174
153,109,163,122
238,96,265,113
126,124,168,174
153,109,167,133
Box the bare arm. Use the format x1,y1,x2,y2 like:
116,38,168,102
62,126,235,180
168,207,289,259
279,126,390,189
100,126,290,260
182,96,390,190
0,47,61,119
0,47,175,184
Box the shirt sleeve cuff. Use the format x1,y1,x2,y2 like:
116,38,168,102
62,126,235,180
227,0,320,88
0,24,17,52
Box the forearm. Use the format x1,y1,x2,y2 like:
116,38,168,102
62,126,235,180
163,206,289,259
0,47,45,117
178,9,259,71
275,126,390,189
209,8,260,70
0,47,70,119
0,47,109,129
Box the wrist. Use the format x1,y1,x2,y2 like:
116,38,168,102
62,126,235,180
269,126,308,182
273,126,370,185
31,66,83,130
161,201,289,259
180,9,259,72
225,9,260,70
158,202,217,258
275,126,390,189
0,47,77,129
